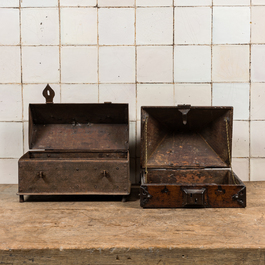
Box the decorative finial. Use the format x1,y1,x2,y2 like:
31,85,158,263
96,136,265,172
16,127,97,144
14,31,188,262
42,84,55,104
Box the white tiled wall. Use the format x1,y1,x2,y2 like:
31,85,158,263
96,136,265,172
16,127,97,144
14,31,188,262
0,0,264,184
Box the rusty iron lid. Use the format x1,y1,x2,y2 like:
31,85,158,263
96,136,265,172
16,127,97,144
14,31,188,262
28,85,129,151
141,105,233,169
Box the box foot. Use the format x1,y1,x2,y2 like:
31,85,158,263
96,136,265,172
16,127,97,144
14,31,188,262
19,195,24,203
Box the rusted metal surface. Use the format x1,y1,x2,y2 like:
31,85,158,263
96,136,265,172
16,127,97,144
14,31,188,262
140,105,246,208
18,85,130,202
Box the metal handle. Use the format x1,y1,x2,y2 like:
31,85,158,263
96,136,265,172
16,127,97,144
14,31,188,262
37,171,44,178
102,170,109,178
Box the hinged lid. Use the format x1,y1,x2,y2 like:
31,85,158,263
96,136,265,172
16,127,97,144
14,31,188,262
141,105,233,169
29,85,129,151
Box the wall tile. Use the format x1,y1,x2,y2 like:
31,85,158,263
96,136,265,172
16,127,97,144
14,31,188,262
21,0,58,7
0,8,19,45
175,7,211,45
0,46,21,83
98,0,134,6
213,7,250,44
251,83,265,120
136,7,173,45
232,121,249,157
61,8,97,45
251,121,265,157
22,46,59,83
175,0,212,6
252,7,265,44
0,1,19,7
129,121,136,157
21,8,59,45
251,45,265,82
61,84,98,103
137,84,174,120
23,84,60,121
99,8,134,45
213,0,250,5
212,45,249,82
99,46,135,83
174,46,211,82
137,46,173,82
250,158,265,181
137,0,172,7
61,0,97,6
0,122,23,158
213,83,249,120
175,84,211,106
61,46,97,83
0,85,22,121
252,0,265,5
0,159,18,184
99,84,136,121
232,158,249,182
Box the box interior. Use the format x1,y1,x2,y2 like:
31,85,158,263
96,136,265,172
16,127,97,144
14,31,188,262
23,151,128,160
144,169,241,185
141,107,233,169
29,103,129,151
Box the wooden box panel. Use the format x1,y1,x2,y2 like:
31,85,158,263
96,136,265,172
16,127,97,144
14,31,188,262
19,151,130,195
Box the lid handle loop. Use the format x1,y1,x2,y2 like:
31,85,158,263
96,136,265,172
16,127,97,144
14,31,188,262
43,84,55,104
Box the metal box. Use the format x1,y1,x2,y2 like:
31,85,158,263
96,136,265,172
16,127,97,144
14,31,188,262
18,85,130,202
140,105,246,208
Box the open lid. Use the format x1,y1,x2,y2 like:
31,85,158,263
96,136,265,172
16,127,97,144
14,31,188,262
140,105,233,169
29,85,129,151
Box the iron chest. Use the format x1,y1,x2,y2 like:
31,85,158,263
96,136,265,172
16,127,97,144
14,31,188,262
140,105,246,208
18,85,130,202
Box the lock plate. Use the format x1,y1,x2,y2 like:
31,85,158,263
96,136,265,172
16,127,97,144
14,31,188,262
182,188,206,207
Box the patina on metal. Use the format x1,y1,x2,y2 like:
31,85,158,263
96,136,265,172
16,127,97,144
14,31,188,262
140,105,246,208
18,85,130,202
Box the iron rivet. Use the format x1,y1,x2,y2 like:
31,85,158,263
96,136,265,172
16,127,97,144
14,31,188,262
116,167,119,170
94,167,97,170
76,168,79,171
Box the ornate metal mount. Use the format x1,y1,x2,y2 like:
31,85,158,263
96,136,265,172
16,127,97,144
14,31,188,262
182,187,206,207
43,84,55,104
232,187,246,207
140,186,152,207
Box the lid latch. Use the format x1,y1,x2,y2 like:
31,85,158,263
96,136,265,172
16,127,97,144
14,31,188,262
178,104,191,125
43,84,55,104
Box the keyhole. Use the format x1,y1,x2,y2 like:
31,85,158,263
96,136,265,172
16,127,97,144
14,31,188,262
190,194,192,197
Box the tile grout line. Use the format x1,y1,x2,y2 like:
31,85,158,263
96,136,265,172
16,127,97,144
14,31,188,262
19,0,25,155
211,1,213,107
97,0,99,103
249,0,252,181
134,0,137,184
172,1,175,104
58,0,62,103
